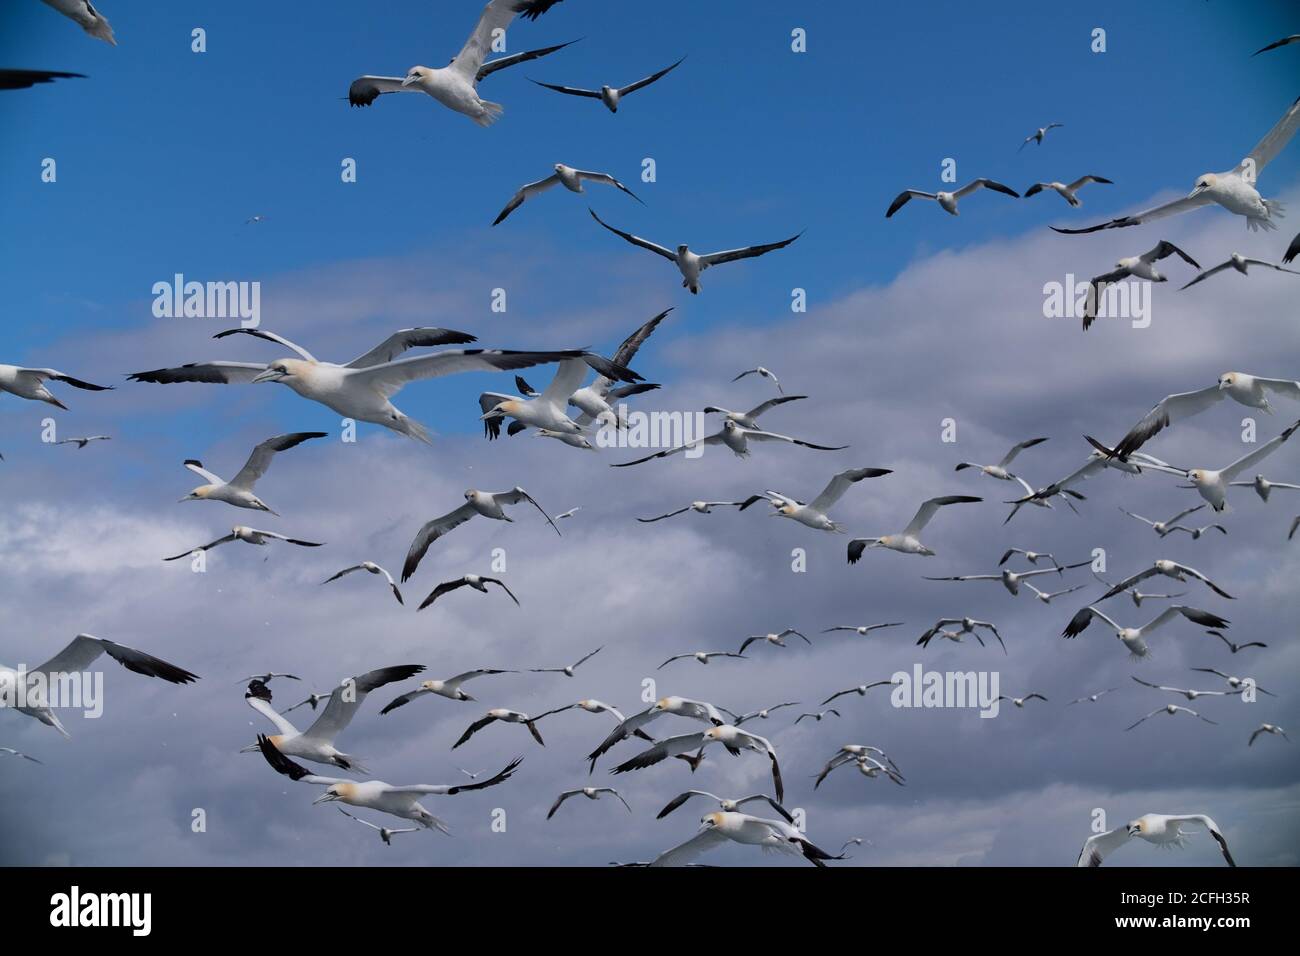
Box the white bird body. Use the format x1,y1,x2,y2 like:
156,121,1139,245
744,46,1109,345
848,495,982,559
1077,813,1235,866
1062,605,1230,659
759,467,892,532
180,432,324,514
0,364,110,408
650,811,840,867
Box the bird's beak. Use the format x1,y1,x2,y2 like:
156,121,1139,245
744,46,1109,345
401,74,417,87
179,494,195,503
480,408,503,421
1188,184,1206,198
252,369,284,384
312,793,337,806
238,743,258,754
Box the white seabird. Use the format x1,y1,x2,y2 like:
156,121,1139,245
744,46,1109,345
347,0,570,124
999,547,1062,569
1100,372,1300,460
1019,123,1064,150
703,393,805,430
738,629,810,655
924,561,1086,595
1061,605,1231,659
589,208,801,294
1077,813,1235,866
611,725,784,803
380,669,514,712
998,693,1048,709
1119,503,1210,537
746,466,894,532
1081,240,1200,330
656,790,791,823
820,622,904,636
613,418,846,466
546,787,630,819
1125,703,1217,731
480,358,604,437
418,574,518,611
1097,559,1234,602
918,617,1005,653
493,164,641,225
401,486,560,581
814,746,904,788
453,706,567,749
586,696,733,771
1068,688,1119,705
1249,724,1289,746
129,326,638,445
820,680,895,706
322,562,404,605
1090,418,1300,511
732,701,799,725
285,692,331,714
1024,175,1112,207
54,435,111,449
650,811,842,867
256,735,521,832
164,526,322,562
1024,581,1087,604
847,495,983,559
955,436,1049,482
0,635,198,737
1093,571,1185,608
243,665,423,770
637,499,754,523
1187,668,1273,697
527,646,602,677
885,179,1019,218
1229,473,1300,501
337,807,420,845
1054,95,1300,234
731,366,783,394
658,650,747,669
0,364,110,408
795,710,839,723
40,0,115,45
530,55,685,113
179,431,325,515
1181,252,1300,289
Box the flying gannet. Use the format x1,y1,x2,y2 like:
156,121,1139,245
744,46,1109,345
179,431,325,515
732,701,799,725
1187,668,1273,697
1099,373,1300,461
744,467,893,533
848,495,983,559
820,623,904,636
129,326,638,444
1125,703,1218,731
658,650,747,669
589,208,801,294
1181,252,1300,289
530,55,685,113
885,179,1019,218
513,309,669,433
1229,473,1300,501
637,499,754,522
1055,95,1300,233
1024,582,1087,604
1019,123,1063,150
998,693,1048,709
955,437,1049,482
418,574,518,610
40,0,115,45
814,747,904,788
337,807,419,845
650,811,842,867
347,0,570,124
1097,560,1233,602
243,665,424,770
1249,724,1289,746
1118,503,1209,537
1089,418,1300,511
0,635,197,737
163,526,322,562
256,735,522,832
917,617,1005,653
1077,813,1235,866
453,706,569,748
546,787,630,819
480,358,605,437
1094,571,1186,608
1024,175,1112,207
1081,240,1200,330
732,366,783,394
1206,630,1266,654
0,365,110,408
1061,605,1230,659
703,393,806,430
54,435,110,449
527,646,602,677
738,629,810,655
820,680,895,706
613,419,845,466
380,669,514,712
795,710,840,723
926,560,1089,595
1068,688,1119,705
493,164,641,225
657,790,792,823
612,725,784,803
401,486,560,581
322,562,404,605
999,547,1062,568
586,696,733,772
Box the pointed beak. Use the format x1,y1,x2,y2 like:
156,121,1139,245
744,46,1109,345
1188,184,1206,198
311,793,337,806
401,74,417,87
251,369,283,384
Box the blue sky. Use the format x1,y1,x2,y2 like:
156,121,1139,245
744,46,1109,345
1,0,1299,867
